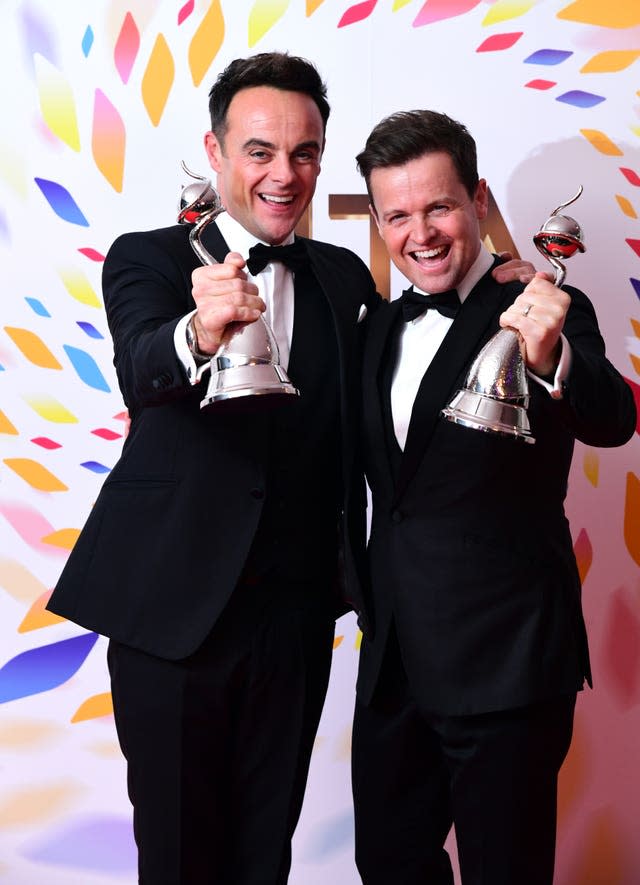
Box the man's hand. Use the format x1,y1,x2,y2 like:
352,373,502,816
499,272,570,378
190,252,265,355
492,251,552,286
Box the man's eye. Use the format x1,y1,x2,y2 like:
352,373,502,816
429,205,451,217
250,151,269,160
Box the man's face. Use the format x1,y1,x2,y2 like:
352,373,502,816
369,151,488,293
204,86,324,245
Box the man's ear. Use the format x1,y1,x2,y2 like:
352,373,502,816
475,178,489,221
369,202,382,236
204,131,222,172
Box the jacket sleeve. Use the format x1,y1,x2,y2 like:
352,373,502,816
553,285,636,447
102,228,198,411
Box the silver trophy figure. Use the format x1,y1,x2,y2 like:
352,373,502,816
177,162,299,409
442,186,586,443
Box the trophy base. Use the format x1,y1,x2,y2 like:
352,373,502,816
441,389,535,444
201,362,299,410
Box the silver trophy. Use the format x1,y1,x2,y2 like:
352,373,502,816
177,162,299,409
442,186,585,443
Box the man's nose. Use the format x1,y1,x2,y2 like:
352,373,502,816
270,155,295,184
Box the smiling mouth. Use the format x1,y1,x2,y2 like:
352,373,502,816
411,244,449,262
259,194,294,206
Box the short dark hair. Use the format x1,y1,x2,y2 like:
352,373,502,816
356,110,479,206
208,52,330,145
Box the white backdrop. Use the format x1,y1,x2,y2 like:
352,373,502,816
1,1,639,883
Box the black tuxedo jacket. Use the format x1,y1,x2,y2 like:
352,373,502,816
48,222,378,659
356,264,636,716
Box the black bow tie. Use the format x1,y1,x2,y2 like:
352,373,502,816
400,287,460,322
246,240,309,276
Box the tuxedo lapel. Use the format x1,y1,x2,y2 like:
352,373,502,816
199,221,231,264
363,298,403,491
394,268,510,503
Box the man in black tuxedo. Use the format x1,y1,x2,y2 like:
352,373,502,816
351,110,636,884
47,52,382,884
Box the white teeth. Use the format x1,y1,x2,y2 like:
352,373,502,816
261,194,293,204
414,246,445,259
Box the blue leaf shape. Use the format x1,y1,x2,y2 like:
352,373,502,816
81,26,94,57
81,461,111,474
35,178,89,227
24,815,136,873
63,345,111,391
25,297,51,317
0,633,99,703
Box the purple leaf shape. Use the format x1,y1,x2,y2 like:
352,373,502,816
0,633,99,703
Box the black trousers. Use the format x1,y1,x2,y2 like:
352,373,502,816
352,625,576,885
108,579,335,885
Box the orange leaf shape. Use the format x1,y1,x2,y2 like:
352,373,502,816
3,458,68,492
4,327,62,369
188,0,224,87
41,528,81,550
92,90,126,192
580,129,623,156
573,527,592,585
624,472,640,566
19,591,66,632
72,691,114,723
141,34,175,127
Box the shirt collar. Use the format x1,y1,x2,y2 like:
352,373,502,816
215,211,295,263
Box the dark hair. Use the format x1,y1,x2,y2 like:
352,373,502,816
356,109,479,205
208,52,330,144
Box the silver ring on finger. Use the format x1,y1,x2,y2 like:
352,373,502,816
522,303,533,317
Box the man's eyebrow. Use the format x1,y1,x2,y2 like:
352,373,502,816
241,138,322,152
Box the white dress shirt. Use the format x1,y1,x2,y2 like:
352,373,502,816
174,212,295,384
391,244,571,449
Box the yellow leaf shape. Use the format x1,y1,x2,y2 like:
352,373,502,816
41,528,81,550
616,194,637,219
72,692,114,723
0,783,81,827
624,472,640,567
4,458,68,492
24,395,78,424
92,90,126,192
4,327,62,369
583,450,599,487
0,559,48,604
333,635,344,649
19,590,66,632
0,409,18,435
482,1,535,26
354,629,362,650
34,54,80,152
189,0,225,87
393,0,413,9
581,49,640,74
307,0,325,12
58,268,102,308
580,129,623,156
0,142,28,199
0,718,62,749
141,34,175,127
248,0,290,48
558,1,640,28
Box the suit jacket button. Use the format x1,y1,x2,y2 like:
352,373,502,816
390,509,403,524
250,488,265,500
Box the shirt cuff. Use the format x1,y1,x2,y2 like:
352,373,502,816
527,333,571,400
174,310,210,385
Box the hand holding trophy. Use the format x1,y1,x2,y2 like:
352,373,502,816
178,162,299,410
442,186,586,443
